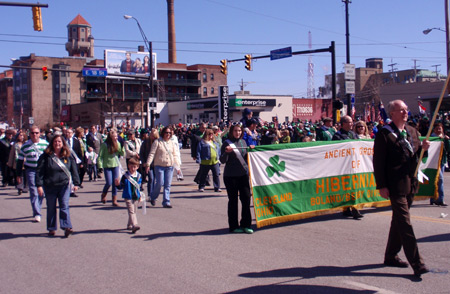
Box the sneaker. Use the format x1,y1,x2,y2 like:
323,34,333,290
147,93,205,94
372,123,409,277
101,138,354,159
48,230,56,236
215,189,222,192
163,204,172,208
231,228,244,233
198,188,204,192
243,228,254,234
34,215,41,223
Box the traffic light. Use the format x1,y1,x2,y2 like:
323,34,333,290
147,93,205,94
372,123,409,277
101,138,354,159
220,59,227,75
32,7,43,31
332,99,344,109
245,54,252,71
42,66,48,80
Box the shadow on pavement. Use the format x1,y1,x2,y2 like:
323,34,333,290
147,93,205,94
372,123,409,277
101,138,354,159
225,284,377,294
417,233,450,243
0,232,48,240
133,227,229,241
239,263,418,281
74,228,128,235
0,216,34,223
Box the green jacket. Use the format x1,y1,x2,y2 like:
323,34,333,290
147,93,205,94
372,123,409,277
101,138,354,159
98,142,125,169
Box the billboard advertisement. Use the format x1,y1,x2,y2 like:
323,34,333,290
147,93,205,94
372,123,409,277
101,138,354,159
292,98,332,121
104,49,157,79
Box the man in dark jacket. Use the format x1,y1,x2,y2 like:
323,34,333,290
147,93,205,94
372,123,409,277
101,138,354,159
373,99,430,278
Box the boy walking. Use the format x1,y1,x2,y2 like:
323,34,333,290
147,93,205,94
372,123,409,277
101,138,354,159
115,158,142,233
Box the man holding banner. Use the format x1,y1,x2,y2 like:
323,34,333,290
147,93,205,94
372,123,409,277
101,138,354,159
373,99,430,278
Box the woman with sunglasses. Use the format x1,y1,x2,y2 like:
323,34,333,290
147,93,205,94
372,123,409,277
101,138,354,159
145,126,180,208
354,121,371,139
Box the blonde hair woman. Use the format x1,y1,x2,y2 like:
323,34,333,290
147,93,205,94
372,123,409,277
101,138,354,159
354,121,371,139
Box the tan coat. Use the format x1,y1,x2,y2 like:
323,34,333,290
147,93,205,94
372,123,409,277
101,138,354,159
146,138,180,168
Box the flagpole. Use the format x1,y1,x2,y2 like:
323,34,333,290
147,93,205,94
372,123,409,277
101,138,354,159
414,70,450,177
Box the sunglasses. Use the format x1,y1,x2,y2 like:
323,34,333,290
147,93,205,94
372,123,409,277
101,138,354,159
31,132,40,134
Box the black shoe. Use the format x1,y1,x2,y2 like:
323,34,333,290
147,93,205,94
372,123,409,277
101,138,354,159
343,208,352,217
413,265,429,277
79,185,83,189
150,200,156,206
351,208,364,219
384,257,409,268
435,201,448,207
18,189,22,195
163,204,172,208
70,193,78,198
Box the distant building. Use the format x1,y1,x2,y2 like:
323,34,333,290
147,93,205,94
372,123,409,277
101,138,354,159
65,14,94,58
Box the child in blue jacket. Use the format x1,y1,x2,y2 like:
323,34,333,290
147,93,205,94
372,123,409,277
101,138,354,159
115,157,142,233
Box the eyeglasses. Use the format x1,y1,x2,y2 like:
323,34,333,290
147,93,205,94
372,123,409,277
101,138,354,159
356,126,364,129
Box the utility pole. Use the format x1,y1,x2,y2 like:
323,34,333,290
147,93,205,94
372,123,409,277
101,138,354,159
342,0,352,112
432,64,441,79
412,59,420,82
388,62,397,83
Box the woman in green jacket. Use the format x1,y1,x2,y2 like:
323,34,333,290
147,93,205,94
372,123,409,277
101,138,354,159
98,129,125,206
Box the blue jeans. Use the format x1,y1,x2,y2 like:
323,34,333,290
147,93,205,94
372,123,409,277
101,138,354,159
26,168,43,217
147,167,155,198
44,184,72,231
102,167,120,196
198,163,220,190
87,164,98,180
151,166,174,205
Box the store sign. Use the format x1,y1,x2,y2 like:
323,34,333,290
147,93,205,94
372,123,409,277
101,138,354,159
230,98,276,107
218,86,229,123
187,100,217,110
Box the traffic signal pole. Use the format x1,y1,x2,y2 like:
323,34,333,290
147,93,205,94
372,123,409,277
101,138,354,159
225,41,337,123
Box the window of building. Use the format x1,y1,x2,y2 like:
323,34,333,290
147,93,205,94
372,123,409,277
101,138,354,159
176,74,179,80
211,87,214,95
81,38,85,42
168,73,172,79
67,84,70,93
168,87,172,93
203,87,207,96
203,73,207,82
81,28,85,33
61,84,66,93
210,73,214,80
61,71,66,77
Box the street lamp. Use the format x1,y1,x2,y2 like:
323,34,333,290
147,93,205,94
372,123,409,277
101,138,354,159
124,14,155,128
423,25,450,94
423,27,445,35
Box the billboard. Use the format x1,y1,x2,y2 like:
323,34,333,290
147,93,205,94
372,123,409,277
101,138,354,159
104,49,157,79
292,98,332,121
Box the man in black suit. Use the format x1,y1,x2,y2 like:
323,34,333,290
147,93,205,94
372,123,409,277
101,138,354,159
373,99,430,278
66,128,84,197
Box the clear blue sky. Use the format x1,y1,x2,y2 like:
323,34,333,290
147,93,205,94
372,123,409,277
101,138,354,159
0,0,447,97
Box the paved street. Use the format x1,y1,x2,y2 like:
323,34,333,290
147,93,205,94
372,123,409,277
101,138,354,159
1,148,449,294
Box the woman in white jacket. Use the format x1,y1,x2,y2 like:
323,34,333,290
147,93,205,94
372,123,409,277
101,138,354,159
145,126,180,208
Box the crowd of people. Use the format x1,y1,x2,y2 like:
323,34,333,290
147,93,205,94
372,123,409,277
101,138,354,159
0,100,447,277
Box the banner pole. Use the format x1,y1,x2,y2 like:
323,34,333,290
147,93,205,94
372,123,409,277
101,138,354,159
414,70,450,177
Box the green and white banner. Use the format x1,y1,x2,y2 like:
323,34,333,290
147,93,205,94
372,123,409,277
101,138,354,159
248,139,442,228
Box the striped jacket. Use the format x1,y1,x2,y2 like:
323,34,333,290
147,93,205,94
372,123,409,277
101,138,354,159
17,138,48,169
